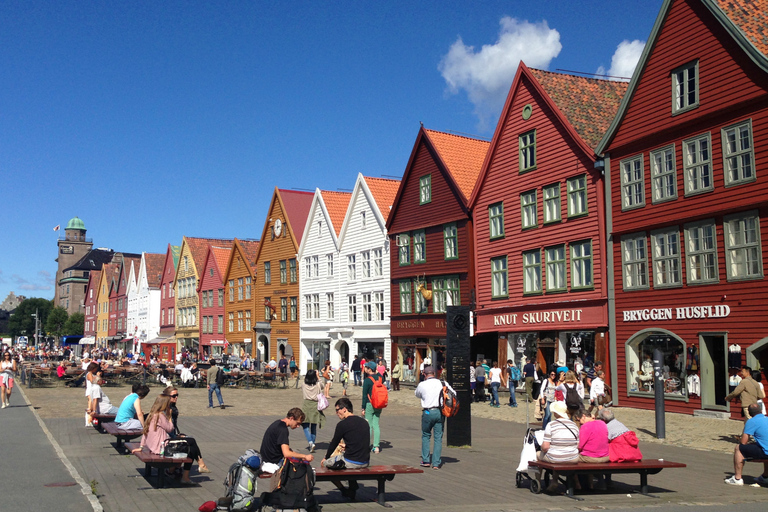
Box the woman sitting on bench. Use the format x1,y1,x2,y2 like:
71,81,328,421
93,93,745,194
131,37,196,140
538,402,579,493
132,394,195,485
161,387,209,473
115,384,150,430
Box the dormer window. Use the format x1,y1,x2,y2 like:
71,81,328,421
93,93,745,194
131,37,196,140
672,60,698,114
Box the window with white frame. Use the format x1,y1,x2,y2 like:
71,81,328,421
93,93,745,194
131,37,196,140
238,311,243,332
218,315,223,333
567,175,587,216
305,257,312,278
651,145,677,203
228,312,234,333
571,240,593,289
373,249,383,277
317,220,322,236
491,256,507,298
420,175,431,204
519,130,537,171
305,294,312,319
238,278,244,300
651,229,681,287
545,245,566,292
432,276,460,313
362,293,372,321
361,211,367,229
398,233,410,265
374,292,384,321
290,297,297,322
326,293,334,319
684,220,718,284
683,133,713,195
245,310,251,331
310,257,317,280
413,231,426,263
724,211,762,280
722,120,754,186
543,183,561,223
523,250,542,294
621,234,648,290
489,202,504,239
444,224,458,259
521,190,537,229
347,254,356,281
245,277,252,299
362,251,371,277
399,281,412,314
326,254,334,276
621,156,644,209
672,60,698,114
348,294,357,322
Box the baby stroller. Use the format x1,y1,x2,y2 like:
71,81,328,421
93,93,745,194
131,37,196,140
515,427,550,492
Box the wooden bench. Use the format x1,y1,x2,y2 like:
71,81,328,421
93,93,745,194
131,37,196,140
89,412,116,433
103,422,142,453
125,442,193,488
528,459,686,499
261,464,423,507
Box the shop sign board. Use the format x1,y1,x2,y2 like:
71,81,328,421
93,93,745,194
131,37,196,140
621,305,731,322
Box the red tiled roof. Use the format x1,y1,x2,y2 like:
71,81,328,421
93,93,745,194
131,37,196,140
716,0,768,56
238,240,260,272
185,237,234,276
144,253,165,288
423,129,489,202
210,246,232,278
320,190,352,236
363,176,400,221
278,189,314,243
528,68,628,151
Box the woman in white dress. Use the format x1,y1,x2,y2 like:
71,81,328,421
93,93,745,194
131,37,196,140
1,352,18,408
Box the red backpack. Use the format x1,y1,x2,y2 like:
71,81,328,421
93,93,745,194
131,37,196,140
367,376,389,409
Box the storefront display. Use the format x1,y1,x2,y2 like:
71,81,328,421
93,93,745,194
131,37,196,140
626,332,687,397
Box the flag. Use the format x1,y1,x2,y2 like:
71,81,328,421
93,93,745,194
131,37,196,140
53,225,60,232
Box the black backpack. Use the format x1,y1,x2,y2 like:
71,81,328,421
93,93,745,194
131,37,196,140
262,459,318,511
565,384,582,411
215,366,225,386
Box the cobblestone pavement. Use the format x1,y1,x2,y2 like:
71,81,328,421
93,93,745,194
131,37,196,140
19,381,767,512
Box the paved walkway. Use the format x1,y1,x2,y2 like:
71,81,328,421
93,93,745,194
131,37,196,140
12,383,768,511
0,386,98,512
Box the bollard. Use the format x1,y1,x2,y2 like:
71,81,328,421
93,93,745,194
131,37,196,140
653,348,665,439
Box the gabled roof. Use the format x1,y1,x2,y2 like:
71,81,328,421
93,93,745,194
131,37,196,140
423,129,490,202
211,246,232,277
320,190,352,236
279,189,314,243
597,0,768,154
144,253,165,288
63,248,115,273
183,237,234,277
528,68,628,151
238,240,260,272
170,245,181,269
362,176,400,221
715,0,768,56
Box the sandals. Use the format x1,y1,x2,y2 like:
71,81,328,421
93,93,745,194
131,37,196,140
371,447,381,454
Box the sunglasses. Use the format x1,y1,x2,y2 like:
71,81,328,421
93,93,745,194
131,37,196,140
170,394,179,398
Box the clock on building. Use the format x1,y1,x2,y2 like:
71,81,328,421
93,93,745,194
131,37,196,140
274,218,282,237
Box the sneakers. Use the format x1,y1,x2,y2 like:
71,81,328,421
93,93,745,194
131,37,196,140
724,476,744,486
1,403,5,409
309,442,316,453
755,474,768,486
419,462,430,468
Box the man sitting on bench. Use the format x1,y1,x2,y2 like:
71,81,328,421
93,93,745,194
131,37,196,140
321,397,370,497
725,403,768,486
259,408,314,473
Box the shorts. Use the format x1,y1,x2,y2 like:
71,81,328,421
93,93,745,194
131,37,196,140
1,377,13,389
739,443,768,460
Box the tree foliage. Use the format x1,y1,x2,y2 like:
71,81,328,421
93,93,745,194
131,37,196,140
64,312,85,336
46,306,69,339
8,298,53,338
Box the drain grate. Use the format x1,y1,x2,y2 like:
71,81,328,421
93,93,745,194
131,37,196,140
44,482,78,487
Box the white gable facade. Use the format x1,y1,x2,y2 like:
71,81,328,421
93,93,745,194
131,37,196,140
126,261,139,346
136,253,161,354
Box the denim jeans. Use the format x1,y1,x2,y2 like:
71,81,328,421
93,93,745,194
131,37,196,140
541,401,552,429
508,382,518,406
302,423,317,444
421,407,444,467
490,382,500,405
208,383,223,407
353,371,362,386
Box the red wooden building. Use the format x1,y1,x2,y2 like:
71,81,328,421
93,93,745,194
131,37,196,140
597,0,768,416
83,270,100,338
197,245,232,359
470,64,627,375
387,128,489,372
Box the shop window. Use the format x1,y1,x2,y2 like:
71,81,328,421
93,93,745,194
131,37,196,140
626,331,687,397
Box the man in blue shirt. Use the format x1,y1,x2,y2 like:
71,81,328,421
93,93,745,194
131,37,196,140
725,403,768,485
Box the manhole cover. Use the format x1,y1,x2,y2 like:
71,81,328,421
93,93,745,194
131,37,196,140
44,482,77,487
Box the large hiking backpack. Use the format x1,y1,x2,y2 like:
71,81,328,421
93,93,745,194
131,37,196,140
509,365,521,382
368,376,389,409
439,380,460,418
565,384,582,411
223,449,262,512
264,459,318,511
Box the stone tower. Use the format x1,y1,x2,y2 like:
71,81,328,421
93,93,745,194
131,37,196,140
54,216,93,314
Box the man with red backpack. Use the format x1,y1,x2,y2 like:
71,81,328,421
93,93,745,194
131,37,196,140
362,361,386,454
414,366,455,470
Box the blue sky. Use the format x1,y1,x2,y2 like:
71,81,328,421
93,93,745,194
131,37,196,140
0,0,660,304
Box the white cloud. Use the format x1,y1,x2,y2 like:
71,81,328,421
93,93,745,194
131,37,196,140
439,17,562,127
12,272,53,291
596,40,645,81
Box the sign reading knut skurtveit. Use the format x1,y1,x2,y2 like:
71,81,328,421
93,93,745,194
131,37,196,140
621,304,731,322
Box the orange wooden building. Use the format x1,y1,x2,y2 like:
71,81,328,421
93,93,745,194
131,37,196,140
222,238,260,358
